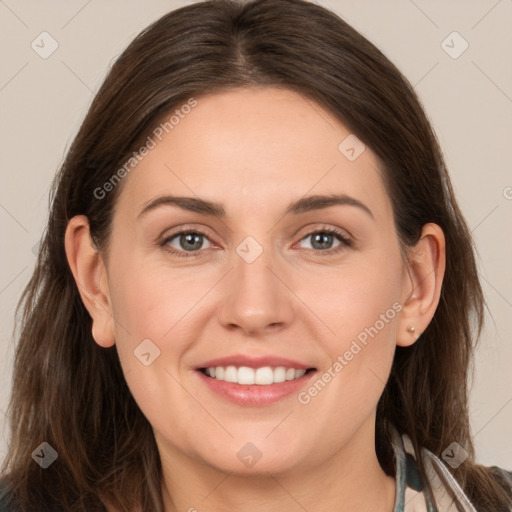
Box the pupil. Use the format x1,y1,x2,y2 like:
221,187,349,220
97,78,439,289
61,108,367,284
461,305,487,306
313,233,332,250
182,233,202,251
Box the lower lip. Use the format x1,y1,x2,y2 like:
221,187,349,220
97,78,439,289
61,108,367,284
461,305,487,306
196,370,316,406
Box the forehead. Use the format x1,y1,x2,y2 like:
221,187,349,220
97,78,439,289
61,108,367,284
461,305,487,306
116,86,391,222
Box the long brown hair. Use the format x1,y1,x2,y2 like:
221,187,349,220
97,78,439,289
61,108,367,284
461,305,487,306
1,0,510,510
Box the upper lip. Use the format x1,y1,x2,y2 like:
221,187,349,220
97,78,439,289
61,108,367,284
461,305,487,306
197,355,315,370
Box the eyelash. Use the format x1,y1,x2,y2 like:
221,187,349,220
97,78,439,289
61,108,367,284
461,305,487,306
160,227,353,259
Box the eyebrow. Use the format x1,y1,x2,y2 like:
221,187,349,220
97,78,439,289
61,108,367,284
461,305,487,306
137,193,374,220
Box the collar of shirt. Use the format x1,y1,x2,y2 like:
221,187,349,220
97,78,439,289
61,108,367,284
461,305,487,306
390,424,479,512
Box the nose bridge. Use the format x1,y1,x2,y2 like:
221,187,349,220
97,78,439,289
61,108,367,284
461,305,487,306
218,233,294,335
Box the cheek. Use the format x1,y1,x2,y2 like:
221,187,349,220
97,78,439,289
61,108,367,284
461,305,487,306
300,248,403,349
105,263,206,444
108,250,210,344
106,254,221,422
296,246,403,407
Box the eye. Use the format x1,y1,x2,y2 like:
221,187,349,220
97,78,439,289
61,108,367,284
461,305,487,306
296,227,352,254
160,226,352,259
161,229,213,258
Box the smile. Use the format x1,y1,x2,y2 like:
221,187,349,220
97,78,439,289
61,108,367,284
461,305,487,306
200,366,310,385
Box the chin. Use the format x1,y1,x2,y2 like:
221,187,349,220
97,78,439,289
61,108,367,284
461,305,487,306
194,436,306,476
209,453,302,477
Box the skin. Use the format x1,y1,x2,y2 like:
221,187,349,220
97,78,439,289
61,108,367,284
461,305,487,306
65,86,445,511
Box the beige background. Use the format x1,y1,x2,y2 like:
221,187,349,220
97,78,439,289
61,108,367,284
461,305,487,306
1,0,511,468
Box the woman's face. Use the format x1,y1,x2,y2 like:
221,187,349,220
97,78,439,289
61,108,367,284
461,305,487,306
103,86,410,475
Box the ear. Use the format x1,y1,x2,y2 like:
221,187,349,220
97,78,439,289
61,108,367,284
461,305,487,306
64,215,115,348
396,223,446,347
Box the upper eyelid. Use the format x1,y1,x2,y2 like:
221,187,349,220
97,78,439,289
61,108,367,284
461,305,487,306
160,226,217,245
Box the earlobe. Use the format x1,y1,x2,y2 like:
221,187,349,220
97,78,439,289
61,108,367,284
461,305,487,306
396,223,446,347
64,215,115,348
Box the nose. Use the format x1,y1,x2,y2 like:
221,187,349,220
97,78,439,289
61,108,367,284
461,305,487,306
217,241,295,338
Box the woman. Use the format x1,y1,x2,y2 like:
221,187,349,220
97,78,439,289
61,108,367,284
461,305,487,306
0,0,510,510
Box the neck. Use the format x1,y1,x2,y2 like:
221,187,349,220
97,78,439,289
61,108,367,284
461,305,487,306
157,420,396,512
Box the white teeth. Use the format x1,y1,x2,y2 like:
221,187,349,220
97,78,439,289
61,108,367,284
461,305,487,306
273,367,286,383
203,365,310,385
255,367,274,385
225,366,237,383
237,366,255,385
